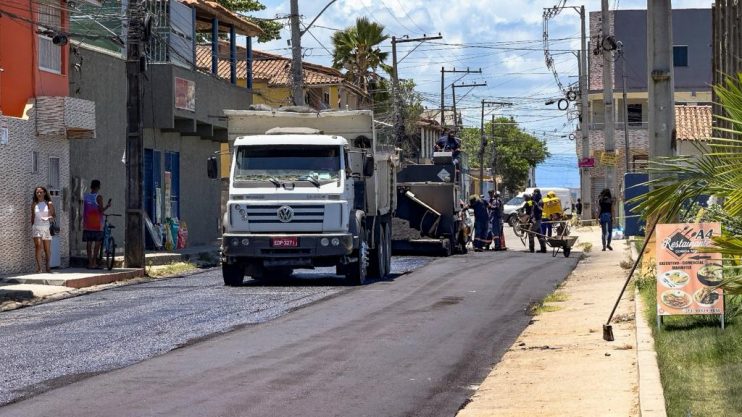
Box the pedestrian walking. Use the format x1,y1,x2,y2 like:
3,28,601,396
598,188,614,251
469,194,491,252
575,198,583,216
30,186,55,273
83,179,111,269
530,189,547,253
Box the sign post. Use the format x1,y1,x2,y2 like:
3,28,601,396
655,223,724,329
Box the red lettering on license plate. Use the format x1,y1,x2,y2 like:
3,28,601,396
272,237,298,247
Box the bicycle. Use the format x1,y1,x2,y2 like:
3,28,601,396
99,213,121,270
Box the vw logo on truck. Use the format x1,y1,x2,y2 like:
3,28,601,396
277,205,294,223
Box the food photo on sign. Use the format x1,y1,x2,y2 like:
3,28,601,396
655,223,724,317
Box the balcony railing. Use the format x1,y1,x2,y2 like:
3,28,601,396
589,121,649,130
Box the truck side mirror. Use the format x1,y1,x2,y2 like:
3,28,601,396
207,156,218,179
363,154,375,177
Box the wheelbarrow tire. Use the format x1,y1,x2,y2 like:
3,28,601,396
563,247,571,257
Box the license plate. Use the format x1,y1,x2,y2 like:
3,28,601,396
272,237,298,247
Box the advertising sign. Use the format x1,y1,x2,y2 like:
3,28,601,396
578,157,595,168
655,223,723,316
599,150,618,166
174,77,196,112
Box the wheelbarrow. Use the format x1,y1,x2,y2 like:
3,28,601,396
547,234,579,257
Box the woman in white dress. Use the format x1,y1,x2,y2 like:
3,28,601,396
30,186,56,273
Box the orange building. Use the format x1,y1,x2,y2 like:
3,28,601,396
0,0,69,117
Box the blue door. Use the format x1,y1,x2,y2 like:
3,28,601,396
165,151,180,219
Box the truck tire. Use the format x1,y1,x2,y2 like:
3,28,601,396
383,222,392,275
222,263,244,286
369,221,387,279
345,228,369,285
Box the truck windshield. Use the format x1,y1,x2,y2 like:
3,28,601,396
234,145,341,183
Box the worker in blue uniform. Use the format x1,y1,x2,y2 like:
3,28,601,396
469,194,491,252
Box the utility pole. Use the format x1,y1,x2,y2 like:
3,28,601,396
391,34,442,147
451,81,486,130
440,67,481,127
125,0,145,268
620,46,630,173
647,0,674,164
577,5,591,220
479,100,512,190
290,0,304,106
491,114,497,191
601,0,616,195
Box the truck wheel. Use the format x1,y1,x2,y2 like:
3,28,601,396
383,222,392,275
369,221,388,279
222,263,244,286
345,232,369,285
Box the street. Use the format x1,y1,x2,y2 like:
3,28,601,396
0,250,578,417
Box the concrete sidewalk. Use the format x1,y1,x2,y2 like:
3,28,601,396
457,226,665,417
0,245,219,310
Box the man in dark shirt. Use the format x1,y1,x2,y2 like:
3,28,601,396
531,189,547,253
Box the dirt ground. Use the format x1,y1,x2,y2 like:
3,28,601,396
457,226,639,417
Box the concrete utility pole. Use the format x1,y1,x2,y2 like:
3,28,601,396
451,81,486,129
479,100,512,189
125,0,145,268
290,0,304,106
601,0,615,195
440,67,481,127
391,34,442,146
577,5,591,220
620,45,630,173
647,0,674,163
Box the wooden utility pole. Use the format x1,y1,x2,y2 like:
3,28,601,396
290,0,304,106
125,0,145,267
647,0,675,162
601,0,615,194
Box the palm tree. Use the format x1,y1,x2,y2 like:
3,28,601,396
633,74,742,293
331,17,392,100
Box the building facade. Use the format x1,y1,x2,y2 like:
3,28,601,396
583,8,712,215
0,0,96,274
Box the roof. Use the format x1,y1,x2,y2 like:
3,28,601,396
179,0,263,37
675,105,712,141
234,134,348,147
195,43,366,98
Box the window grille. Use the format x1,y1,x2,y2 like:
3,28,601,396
37,3,62,73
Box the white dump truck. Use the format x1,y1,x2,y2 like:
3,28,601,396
208,108,398,286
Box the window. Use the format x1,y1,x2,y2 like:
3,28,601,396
323,92,330,108
31,151,39,173
627,104,642,126
48,157,60,190
37,3,62,73
673,46,688,67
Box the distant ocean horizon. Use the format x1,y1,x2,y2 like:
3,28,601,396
535,154,580,189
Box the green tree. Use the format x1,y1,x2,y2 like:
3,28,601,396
460,117,549,193
632,75,742,294
331,17,392,98
372,79,424,154
217,0,282,42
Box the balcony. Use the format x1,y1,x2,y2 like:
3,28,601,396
142,63,252,142
589,121,649,130
34,96,96,139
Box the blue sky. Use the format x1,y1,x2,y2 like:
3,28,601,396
250,1,710,188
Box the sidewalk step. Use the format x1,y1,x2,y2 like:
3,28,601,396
1,269,144,289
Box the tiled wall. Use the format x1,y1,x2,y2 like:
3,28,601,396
0,108,70,275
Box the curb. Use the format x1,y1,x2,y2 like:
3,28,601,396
630,239,667,417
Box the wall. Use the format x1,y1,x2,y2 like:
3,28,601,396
0,111,70,274
0,1,34,117
69,46,221,255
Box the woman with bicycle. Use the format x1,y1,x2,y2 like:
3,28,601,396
83,179,111,269
30,186,56,273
